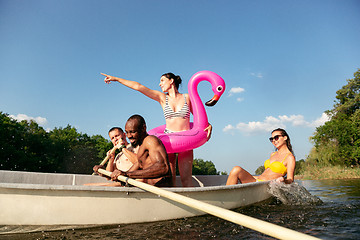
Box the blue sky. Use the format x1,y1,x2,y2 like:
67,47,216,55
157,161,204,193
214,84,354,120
1,0,359,174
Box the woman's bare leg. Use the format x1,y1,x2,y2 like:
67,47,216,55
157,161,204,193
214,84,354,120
178,150,194,187
226,166,256,185
168,153,177,186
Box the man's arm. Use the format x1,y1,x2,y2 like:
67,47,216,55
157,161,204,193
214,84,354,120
126,136,169,179
105,153,116,172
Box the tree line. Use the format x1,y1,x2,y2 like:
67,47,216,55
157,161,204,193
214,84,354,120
0,112,111,174
307,68,360,167
0,112,220,175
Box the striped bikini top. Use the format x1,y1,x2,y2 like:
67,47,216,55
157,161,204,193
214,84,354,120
264,152,289,175
163,95,190,120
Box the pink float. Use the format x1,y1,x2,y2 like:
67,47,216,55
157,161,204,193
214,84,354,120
148,70,226,153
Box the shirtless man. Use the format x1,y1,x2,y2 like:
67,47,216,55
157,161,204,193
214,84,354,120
106,127,137,173
89,127,138,186
110,114,173,187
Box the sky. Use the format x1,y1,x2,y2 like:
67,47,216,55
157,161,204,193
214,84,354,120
1,0,359,174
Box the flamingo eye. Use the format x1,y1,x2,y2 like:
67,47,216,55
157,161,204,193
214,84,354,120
216,85,223,92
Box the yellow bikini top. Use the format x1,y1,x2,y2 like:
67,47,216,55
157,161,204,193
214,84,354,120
264,152,289,175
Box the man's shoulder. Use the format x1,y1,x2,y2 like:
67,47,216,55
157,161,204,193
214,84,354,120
143,135,163,147
144,134,160,142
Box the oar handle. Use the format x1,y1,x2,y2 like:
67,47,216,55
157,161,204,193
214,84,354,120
97,168,320,240
92,144,125,175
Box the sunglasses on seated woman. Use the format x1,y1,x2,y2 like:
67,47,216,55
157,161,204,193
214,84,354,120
269,135,283,142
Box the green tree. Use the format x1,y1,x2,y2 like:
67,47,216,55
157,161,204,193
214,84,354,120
309,69,360,166
192,158,218,175
0,112,59,172
294,159,305,175
255,165,265,175
92,134,113,160
0,112,28,171
48,126,111,174
0,112,111,174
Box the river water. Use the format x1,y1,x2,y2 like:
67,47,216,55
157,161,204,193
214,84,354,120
1,179,359,240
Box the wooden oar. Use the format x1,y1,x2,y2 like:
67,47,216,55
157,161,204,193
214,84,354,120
97,169,320,240
92,144,125,175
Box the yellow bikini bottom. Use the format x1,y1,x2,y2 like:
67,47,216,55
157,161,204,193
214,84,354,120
256,179,266,182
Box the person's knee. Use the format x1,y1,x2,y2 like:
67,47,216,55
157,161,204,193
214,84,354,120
230,166,243,175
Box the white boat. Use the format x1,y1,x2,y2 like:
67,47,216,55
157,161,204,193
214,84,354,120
0,169,271,233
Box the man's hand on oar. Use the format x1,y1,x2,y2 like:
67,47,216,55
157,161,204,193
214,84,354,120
92,143,125,175
92,165,110,179
110,169,127,181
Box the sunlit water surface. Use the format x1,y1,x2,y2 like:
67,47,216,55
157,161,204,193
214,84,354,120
1,179,359,240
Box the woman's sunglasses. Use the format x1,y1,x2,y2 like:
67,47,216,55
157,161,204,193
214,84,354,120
269,135,283,142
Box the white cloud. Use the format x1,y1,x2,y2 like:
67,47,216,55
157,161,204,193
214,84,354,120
223,124,235,132
223,113,330,134
230,116,285,134
250,72,263,78
278,115,307,126
229,87,245,94
10,113,48,126
308,113,330,128
228,87,245,97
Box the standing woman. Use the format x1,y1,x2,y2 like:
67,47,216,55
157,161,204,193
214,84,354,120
101,72,212,187
226,128,295,185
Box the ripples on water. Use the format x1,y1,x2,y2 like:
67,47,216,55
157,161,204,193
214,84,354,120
1,179,359,240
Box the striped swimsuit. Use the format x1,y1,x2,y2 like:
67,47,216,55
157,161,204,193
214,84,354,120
163,95,190,120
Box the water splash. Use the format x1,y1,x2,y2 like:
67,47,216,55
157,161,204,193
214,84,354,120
268,181,323,205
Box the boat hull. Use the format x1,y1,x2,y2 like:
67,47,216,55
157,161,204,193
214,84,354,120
0,170,271,227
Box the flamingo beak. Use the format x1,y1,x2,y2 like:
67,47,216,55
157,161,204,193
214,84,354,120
205,94,220,106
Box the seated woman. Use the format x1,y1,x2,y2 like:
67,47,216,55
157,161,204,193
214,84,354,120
226,128,295,185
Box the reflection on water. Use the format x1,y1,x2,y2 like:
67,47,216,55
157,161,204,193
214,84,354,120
301,179,360,202
1,179,359,240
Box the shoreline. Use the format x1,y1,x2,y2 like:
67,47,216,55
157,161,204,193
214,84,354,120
294,165,360,180
294,175,360,180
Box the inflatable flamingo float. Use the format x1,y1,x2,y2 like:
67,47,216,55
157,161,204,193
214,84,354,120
148,70,226,153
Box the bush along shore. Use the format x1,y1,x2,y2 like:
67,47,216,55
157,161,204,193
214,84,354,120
296,165,360,180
